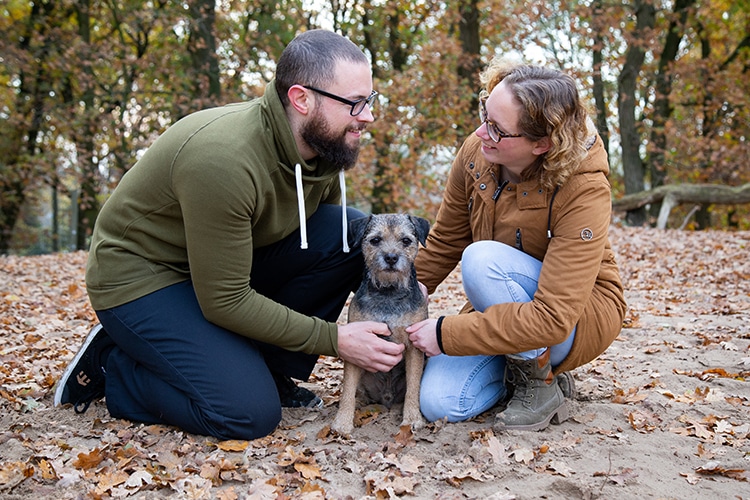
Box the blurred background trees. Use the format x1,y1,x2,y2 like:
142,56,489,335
1,0,748,255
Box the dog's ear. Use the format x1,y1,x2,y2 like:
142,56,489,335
409,216,431,247
348,215,372,248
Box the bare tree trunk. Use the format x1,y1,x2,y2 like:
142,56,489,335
618,0,655,226
648,0,694,222
457,0,481,139
188,0,221,106
74,0,101,250
0,1,54,254
590,0,609,155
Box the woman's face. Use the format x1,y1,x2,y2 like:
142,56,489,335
475,80,548,179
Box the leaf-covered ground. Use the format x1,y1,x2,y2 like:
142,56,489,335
1,225,749,499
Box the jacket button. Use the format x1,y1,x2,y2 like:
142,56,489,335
476,173,481,179
479,183,487,190
522,192,528,196
469,162,475,169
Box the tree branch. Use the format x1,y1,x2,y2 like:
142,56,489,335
612,183,750,228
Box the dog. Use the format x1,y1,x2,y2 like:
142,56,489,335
331,213,430,437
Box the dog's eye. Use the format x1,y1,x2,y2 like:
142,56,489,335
401,237,413,247
369,237,382,246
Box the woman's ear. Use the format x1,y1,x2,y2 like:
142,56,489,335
532,136,552,156
287,85,312,115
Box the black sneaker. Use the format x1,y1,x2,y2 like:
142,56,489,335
53,324,113,413
271,372,323,408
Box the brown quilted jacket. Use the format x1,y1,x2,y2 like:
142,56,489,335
415,133,626,374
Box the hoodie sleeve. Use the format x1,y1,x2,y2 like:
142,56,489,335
173,137,339,357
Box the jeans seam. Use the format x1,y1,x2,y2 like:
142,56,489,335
457,355,502,418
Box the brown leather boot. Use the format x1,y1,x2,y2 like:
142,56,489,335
494,349,568,431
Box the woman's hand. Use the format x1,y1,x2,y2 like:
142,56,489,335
337,321,404,372
406,318,442,357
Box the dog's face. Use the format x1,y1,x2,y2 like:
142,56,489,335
350,214,430,290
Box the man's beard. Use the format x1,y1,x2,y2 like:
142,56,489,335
300,110,362,171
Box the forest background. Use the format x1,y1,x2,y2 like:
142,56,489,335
1,0,749,256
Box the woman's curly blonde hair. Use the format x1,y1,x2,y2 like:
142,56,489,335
480,57,595,190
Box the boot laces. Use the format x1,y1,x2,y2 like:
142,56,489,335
506,364,535,409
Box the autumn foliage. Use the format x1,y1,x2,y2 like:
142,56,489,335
2,2,749,254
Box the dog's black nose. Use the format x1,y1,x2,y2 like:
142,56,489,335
384,253,399,266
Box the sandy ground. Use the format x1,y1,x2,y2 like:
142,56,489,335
0,224,748,499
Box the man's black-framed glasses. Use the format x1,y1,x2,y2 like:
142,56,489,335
479,93,524,143
303,86,378,116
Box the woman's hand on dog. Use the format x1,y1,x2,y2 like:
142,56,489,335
406,319,441,357
337,322,405,373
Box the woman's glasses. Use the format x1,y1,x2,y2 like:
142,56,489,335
479,94,524,143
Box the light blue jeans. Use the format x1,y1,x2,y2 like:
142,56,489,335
420,241,576,422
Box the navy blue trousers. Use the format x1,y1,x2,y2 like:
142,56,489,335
95,205,365,439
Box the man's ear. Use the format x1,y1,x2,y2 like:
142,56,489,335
532,136,552,156
287,85,312,115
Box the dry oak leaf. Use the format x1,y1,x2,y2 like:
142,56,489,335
0,461,33,490
171,475,213,499
510,447,535,464
593,467,638,485
545,460,573,477
276,446,322,480
364,469,419,497
215,440,249,452
611,387,648,404
244,478,281,499
627,409,661,433
94,468,130,496
433,457,490,486
695,461,750,482
72,447,106,470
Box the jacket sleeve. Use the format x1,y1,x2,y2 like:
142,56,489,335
415,142,476,293
440,172,614,356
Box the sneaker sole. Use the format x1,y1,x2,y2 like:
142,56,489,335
53,324,104,407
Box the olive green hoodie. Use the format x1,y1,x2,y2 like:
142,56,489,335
86,82,345,356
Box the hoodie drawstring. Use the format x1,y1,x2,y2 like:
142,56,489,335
294,164,350,253
339,169,350,253
295,164,308,249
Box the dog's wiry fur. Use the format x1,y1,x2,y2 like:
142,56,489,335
332,214,430,437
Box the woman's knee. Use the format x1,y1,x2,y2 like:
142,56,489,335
419,354,507,423
461,241,500,283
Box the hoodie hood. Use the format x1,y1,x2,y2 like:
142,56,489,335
261,81,351,252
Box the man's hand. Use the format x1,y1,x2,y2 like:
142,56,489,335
337,321,404,373
406,318,441,357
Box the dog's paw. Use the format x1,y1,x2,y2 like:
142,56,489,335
331,418,354,438
401,411,426,432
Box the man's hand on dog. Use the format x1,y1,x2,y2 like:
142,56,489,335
337,322,405,373
406,318,441,357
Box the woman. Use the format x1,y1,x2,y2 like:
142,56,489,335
407,58,626,431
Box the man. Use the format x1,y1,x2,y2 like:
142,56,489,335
54,30,404,440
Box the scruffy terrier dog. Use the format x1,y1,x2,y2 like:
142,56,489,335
331,214,430,437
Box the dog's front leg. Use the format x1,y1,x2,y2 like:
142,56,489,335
331,361,363,436
401,342,425,430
